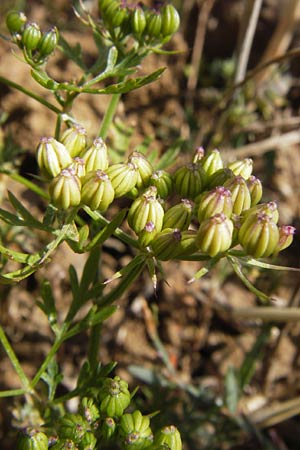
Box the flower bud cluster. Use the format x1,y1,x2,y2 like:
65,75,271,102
98,1,180,46
31,374,182,450
36,127,295,260
6,10,58,66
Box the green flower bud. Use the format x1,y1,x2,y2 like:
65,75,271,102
127,186,164,234
175,230,198,258
6,10,27,34
81,170,114,211
37,27,59,57
201,149,224,178
22,22,42,51
241,201,279,224
138,221,158,247
37,137,73,178
51,440,77,450
207,168,234,189
150,170,173,199
68,157,86,178
99,376,131,418
174,163,207,199
49,168,81,209
106,162,138,197
238,212,280,258
120,410,153,450
98,0,113,13
276,225,295,252
197,186,233,222
102,1,127,28
146,10,162,39
247,175,263,206
81,137,109,172
131,6,147,36
224,175,251,215
154,425,182,450
61,124,87,158
128,151,153,190
227,158,253,180
17,429,48,450
80,397,100,424
163,199,193,230
192,146,205,163
79,431,97,450
59,414,89,443
151,228,182,261
100,417,116,442
161,4,180,37
196,213,233,257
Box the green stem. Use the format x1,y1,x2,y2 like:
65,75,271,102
88,323,102,372
30,336,63,389
0,324,31,391
98,92,122,139
0,388,27,398
54,113,63,140
0,75,61,114
6,172,49,200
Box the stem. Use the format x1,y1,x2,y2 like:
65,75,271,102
0,75,61,114
0,388,27,398
88,323,102,372
30,336,63,389
55,113,63,140
98,92,122,139
4,172,49,200
0,324,31,391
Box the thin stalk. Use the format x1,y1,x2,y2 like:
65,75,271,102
7,172,49,200
88,323,102,372
0,324,31,391
54,113,63,140
0,75,61,114
98,92,122,139
0,388,27,398
30,335,64,389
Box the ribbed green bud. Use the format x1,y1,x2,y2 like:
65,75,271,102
196,213,233,257
37,137,73,178
207,168,234,189
247,175,263,206
241,201,279,224
175,230,198,258
68,157,86,178
106,162,138,197
128,151,153,190
49,168,81,209
99,376,131,418
161,4,180,37
22,22,41,51
150,170,173,199
59,414,89,443
6,10,27,34
154,425,182,450
100,417,116,442
151,228,183,261
98,0,112,13
138,221,158,247
127,186,164,234
197,186,232,222
131,6,147,36
201,149,223,178
276,225,295,252
17,429,48,450
51,439,77,450
103,1,127,28
227,158,253,180
61,124,87,158
174,163,207,199
238,212,279,258
80,397,100,424
37,27,59,57
81,137,109,172
146,10,162,39
120,410,153,450
163,199,193,230
81,170,114,211
224,175,251,215
79,431,97,450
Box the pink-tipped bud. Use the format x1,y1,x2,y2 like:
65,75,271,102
197,186,233,222
196,213,233,257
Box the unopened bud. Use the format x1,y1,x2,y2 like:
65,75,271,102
17,429,48,450
196,213,233,257
81,137,109,172
6,10,27,34
197,186,232,222
68,157,86,178
247,175,263,206
224,175,251,215
163,199,193,230
59,414,88,443
37,27,59,57
61,124,87,158
106,162,138,197
151,228,182,261
120,410,153,450
99,376,131,418
242,201,279,224
150,170,173,199
174,163,207,199
146,10,162,39
238,212,279,258
37,137,73,178
207,168,234,189
131,6,147,36
81,170,114,211
276,225,296,252
100,417,116,442
201,149,224,178
128,151,153,190
127,186,164,234
154,425,182,450
138,221,158,247
227,158,253,180
22,22,41,51
49,168,81,209
161,4,180,37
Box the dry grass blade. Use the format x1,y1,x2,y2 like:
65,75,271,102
248,397,300,428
